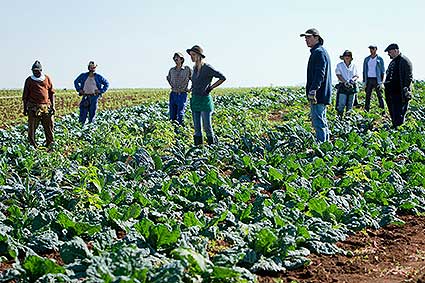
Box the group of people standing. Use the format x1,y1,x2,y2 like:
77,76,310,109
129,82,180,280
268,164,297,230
300,28,413,143
22,34,413,149
21,44,226,149
166,45,226,145
22,60,110,148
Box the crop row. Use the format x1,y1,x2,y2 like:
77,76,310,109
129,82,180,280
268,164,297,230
0,84,424,282
0,88,253,128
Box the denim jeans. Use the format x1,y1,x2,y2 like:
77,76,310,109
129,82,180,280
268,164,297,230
192,111,214,137
79,96,99,124
310,103,330,142
336,93,356,114
169,92,188,125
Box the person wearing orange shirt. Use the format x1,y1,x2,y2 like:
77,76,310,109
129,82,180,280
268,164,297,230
22,60,55,148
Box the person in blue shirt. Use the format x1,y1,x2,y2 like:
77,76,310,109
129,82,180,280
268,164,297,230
363,45,386,112
74,61,109,125
300,28,332,143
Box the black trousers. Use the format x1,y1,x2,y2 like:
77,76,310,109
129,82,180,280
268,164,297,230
365,78,385,111
384,88,409,127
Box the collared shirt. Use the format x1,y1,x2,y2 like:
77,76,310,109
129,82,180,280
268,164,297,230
167,66,192,93
335,61,358,82
367,56,377,77
74,72,109,94
83,76,98,94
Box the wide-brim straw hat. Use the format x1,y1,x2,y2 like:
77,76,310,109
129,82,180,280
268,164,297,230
186,45,205,58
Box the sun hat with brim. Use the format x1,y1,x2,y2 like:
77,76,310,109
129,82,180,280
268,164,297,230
384,43,399,52
31,60,42,71
186,45,205,58
173,52,184,59
299,28,324,44
339,50,353,60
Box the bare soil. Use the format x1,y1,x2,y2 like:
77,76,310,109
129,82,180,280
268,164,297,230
1,216,424,283
259,215,425,283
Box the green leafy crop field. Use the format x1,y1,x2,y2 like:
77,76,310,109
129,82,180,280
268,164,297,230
0,88,251,128
0,83,424,282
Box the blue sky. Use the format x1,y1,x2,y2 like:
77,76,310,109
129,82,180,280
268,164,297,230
2,0,423,89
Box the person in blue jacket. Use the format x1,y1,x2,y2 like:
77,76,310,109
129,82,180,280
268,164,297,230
74,61,109,124
300,28,332,143
363,45,386,112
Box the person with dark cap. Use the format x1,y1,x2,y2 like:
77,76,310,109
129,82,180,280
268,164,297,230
335,50,359,117
383,43,413,128
166,52,192,125
74,61,109,125
300,28,332,142
22,60,55,148
363,45,386,112
186,45,226,145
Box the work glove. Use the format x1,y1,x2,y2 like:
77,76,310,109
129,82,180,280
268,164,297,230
377,83,384,91
308,90,317,104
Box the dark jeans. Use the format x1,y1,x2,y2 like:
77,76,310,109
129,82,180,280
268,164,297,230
385,88,409,127
365,77,384,111
169,92,188,125
79,95,100,125
28,111,54,147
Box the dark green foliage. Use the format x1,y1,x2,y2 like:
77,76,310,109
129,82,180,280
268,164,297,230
1,83,425,281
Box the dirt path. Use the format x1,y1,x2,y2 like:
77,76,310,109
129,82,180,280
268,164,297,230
259,215,425,283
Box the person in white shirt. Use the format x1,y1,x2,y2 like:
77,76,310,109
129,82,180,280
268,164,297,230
363,45,386,112
335,50,359,117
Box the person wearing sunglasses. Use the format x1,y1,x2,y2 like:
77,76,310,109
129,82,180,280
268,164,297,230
166,52,192,125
